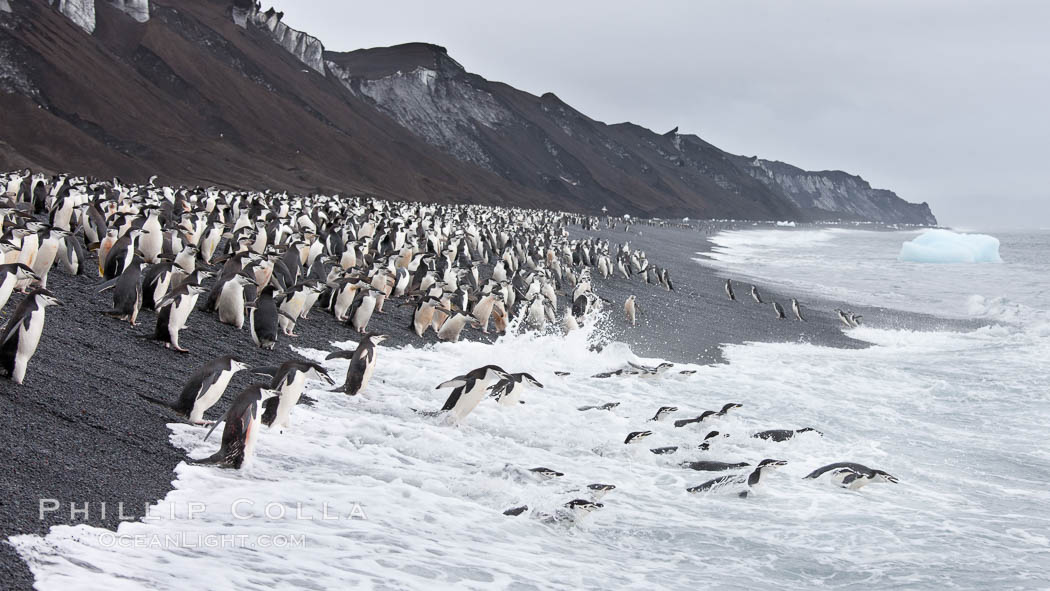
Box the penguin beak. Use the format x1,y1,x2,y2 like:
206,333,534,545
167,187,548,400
886,474,899,484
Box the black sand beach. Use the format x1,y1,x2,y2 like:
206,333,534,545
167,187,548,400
0,221,973,590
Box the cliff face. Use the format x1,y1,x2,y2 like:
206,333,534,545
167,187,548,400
738,158,937,225
0,1,937,223
326,43,799,220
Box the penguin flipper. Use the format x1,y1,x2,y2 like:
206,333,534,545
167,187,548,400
436,377,467,389
325,348,356,361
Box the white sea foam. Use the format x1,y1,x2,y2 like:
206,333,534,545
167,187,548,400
11,305,1050,589
11,229,1050,589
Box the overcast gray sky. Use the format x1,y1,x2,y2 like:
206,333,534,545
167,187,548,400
286,1,1048,229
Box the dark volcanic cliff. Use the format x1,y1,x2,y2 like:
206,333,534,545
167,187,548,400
0,1,936,223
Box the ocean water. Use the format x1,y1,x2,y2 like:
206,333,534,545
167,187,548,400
11,229,1050,590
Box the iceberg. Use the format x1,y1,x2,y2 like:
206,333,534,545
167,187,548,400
898,229,1002,264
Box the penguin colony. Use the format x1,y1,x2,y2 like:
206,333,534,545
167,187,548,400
0,169,895,525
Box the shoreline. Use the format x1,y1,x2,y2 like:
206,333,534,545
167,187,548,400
1,222,972,590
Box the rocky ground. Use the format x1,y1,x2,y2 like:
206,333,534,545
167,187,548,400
0,222,973,589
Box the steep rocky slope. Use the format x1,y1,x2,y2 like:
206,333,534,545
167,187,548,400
0,1,936,223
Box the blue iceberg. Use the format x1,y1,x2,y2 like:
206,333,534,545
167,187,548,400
898,229,1002,263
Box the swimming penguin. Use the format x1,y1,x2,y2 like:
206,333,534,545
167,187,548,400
0,263,36,311
624,430,653,444
803,462,899,490
687,459,787,498
624,295,637,327
791,298,806,321
773,301,786,319
563,499,604,518
138,355,249,424
433,365,511,422
488,372,544,406
750,285,763,304
503,505,529,517
674,410,717,428
257,360,335,429
836,309,856,328
325,333,389,396
577,402,620,411
698,430,728,451
716,403,742,416
0,288,62,384
752,427,823,442
650,446,679,455
191,384,280,469
724,279,736,301
100,256,144,326
649,406,678,422
586,483,616,500
529,467,564,479
680,460,751,472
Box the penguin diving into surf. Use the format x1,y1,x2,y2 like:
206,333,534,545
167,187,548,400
804,462,899,490
687,458,787,498
430,365,511,422
190,384,280,469
488,372,544,406
325,333,389,396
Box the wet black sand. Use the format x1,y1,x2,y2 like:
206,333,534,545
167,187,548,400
0,222,975,589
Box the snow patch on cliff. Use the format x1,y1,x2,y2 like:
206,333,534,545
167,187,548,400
109,0,149,23
51,0,95,33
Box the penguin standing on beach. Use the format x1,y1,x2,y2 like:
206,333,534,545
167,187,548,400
155,274,209,353
138,355,249,424
772,301,786,319
624,295,637,327
750,285,763,304
0,264,36,311
247,285,282,350
325,334,389,396
192,385,280,469
791,298,806,321
1,288,62,384
724,279,736,301
100,256,144,326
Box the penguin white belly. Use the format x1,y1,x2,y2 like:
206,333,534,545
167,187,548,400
168,297,194,348
242,412,261,469
274,374,307,429
497,383,522,406
334,285,357,321
359,356,377,395
189,370,236,423
451,383,489,421
437,317,467,342
0,276,16,310
249,308,261,346
217,283,245,328
140,231,162,263
13,310,45,384
352,296,376,332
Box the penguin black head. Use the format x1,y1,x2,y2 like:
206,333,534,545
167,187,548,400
31,288,63,307
872,469,899,484
719,402,743,415
565,499,603,512
758,459,788,468
797,427,823,436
